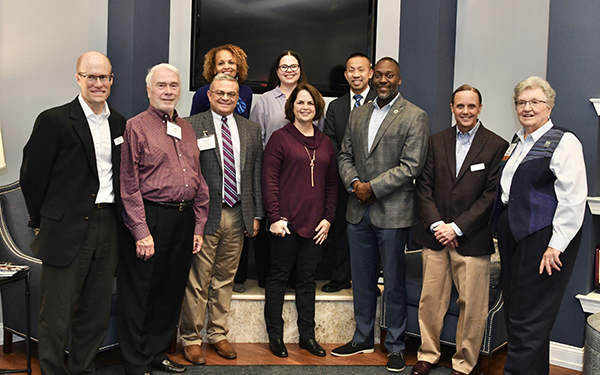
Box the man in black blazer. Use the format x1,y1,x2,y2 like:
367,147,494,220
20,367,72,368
322,52,376,293
20,51,126,375
179,74,263,364
412,85,508,375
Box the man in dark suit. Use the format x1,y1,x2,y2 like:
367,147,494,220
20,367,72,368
334,57,429,372
412,85,508,375
322,52,376,293
20,51,126,375
179,73,263,365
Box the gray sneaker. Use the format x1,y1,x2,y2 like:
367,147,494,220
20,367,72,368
386,352,405,372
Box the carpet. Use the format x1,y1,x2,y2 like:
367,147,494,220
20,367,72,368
98,364,453,374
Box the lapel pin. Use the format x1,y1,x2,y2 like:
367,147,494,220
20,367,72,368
544,140,551,148
394,109,399,114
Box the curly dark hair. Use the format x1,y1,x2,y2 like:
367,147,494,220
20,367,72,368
203,44,248,83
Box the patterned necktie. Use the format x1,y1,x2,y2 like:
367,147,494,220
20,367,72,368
221,116,238,206
353,94,363,109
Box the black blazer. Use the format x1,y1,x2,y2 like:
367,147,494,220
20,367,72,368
20,97,126,266
324,88,378,155
414,124,508,256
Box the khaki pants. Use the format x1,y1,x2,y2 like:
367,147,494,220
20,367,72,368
180,204,245,345
417,247,490,374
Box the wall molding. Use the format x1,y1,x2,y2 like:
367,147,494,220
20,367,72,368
550,341,584,371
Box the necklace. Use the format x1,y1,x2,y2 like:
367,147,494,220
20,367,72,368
304,146,316,187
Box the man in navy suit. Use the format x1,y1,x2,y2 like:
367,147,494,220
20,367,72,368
20,51,126,375
322,52,376,293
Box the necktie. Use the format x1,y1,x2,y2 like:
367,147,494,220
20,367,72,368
353,94,363,109
221,116,238,206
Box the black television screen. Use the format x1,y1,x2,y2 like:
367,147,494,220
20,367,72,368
190,0,377,97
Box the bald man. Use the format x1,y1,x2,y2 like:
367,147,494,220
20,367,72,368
21,51,126,374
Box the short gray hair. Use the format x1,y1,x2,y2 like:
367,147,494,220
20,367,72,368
210,73,239,90
146,63,180,88
513,76,556,109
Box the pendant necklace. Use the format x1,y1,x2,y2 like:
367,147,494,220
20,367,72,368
304,146,316,187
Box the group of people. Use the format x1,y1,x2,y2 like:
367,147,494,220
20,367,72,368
18,43,587,375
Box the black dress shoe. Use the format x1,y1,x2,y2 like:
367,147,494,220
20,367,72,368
299,338,326,356
152,359,186,373
269,338,288,357
321,281,352,293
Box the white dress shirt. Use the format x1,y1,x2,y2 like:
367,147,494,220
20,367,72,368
500,120,587,252
350,86,371,110
368,93,399,152
78,94,114,204
211,111,242,198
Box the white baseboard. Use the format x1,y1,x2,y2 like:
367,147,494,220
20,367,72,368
550,341,584,371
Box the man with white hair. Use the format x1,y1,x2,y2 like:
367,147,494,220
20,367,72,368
119,63,210,374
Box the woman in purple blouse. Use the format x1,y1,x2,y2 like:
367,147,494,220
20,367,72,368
262,83,338,358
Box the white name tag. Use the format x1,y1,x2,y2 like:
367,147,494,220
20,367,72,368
470,163,485,172
113,136,124,146
166,121,182,140
197,135,216,151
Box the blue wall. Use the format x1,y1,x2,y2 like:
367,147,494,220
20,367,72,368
547,0,600,347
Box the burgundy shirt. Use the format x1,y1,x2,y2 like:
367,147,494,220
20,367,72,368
121,105,209,240
262,122,337,238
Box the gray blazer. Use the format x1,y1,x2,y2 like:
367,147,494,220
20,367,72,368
338,94,429,229
186,111,264,235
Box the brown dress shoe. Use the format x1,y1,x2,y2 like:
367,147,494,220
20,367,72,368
412,360,433,375
183,344,206,365
211,339,237,359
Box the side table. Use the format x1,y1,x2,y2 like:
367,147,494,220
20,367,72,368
0,269,31,375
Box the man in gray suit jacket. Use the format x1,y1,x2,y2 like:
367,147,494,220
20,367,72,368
333,57,429,373
179,74,263,365
412,85,508,375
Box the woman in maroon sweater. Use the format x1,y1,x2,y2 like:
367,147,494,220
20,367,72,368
262,83,338,358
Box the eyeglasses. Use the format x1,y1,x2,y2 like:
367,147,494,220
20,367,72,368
278,64,299,72
78,73,113,83
515,99,547,109
210,90,238,99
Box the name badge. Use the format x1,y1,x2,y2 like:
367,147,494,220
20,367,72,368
470,163,485,172
113,136,124,146
197,135,216,151
166,121,182,140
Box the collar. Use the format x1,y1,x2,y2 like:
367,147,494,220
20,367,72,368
456,120,481,137
372,92,399,110
78,94,110,118
273,86,286,99
211,110,234,126
351,86,370,99
148,105,179,123
517,119,553,143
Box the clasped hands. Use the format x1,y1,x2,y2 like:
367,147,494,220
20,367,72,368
135,233,204,261
352,180,376,204
269,219,331,245
433,223,459,248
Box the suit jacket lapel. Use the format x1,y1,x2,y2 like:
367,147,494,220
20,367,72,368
360,105,375,158
203,112,222,169
236,117,248,172
368,95,403,156
456,125,488,182
444,127,457,180
70,99,98,178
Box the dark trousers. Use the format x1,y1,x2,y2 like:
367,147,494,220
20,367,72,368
117,202,195,375
347,207,409,354
233,238,250,284
264,231,322,341
498,209,581,375
38,205,118,375
253,221,272,287
329,180,351,283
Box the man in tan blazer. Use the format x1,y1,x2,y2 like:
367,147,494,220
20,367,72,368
334,57,429,373
179,74,263,365
412,85,508,375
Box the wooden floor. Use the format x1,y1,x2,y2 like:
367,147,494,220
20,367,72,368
0,337,582,374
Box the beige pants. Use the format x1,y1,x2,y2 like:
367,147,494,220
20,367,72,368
417,247,490,374
179,204,245,345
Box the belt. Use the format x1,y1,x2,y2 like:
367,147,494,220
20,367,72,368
95,203,115,209
145,200,193,212
222,201,240,208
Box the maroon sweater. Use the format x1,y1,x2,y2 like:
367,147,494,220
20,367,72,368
262,122,337,238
